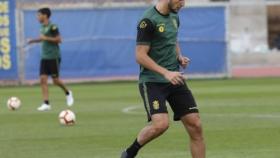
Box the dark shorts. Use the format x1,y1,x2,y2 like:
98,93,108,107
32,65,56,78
139,82,199,121
40,59,61,78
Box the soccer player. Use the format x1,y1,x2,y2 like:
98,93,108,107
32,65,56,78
121,0,205,157
28,8,74,111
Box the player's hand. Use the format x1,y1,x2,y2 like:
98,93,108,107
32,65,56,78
27,38,34,45
164,71,185,85
178,55,190,69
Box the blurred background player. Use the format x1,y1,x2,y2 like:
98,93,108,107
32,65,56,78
121,0,205,157
28,8,74,111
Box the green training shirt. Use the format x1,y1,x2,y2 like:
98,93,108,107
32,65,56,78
40,23,61,59
136,6,180,83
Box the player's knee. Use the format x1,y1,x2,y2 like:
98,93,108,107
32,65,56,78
192,121,203,133
52,78,59,85
152,121,169,135
189,120,204,141
40,77,47,85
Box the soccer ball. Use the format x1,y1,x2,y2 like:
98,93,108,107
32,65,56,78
7,97,21,110
59,110,76,125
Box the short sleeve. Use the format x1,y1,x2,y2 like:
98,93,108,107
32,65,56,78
136,18,155,45
50,25,60,36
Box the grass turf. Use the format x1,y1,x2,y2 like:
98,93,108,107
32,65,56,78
0,78,279,158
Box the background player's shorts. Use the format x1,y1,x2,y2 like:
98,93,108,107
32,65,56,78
139,82,199,122
40,58,61,78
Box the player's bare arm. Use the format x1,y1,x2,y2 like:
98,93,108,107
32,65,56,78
40,34,62,44
27,38,42,44
136,45,184,85
176,42,190,69
27,33,61,45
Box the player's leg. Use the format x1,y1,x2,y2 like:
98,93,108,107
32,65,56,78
137,83,170,146
167,83,205,158
37,59,51,111
137,113,169,145
50,58,74,106
122,83,169,158
122,113,169,158
52,77,69,94
181,113,205,158
52,77,74,106
40,74,49,103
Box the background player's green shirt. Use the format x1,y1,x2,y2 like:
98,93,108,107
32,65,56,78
40,23,61,59
136,7,180,83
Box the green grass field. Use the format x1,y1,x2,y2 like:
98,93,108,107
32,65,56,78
0,78,279,158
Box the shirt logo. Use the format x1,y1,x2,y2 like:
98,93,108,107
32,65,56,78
157,23,165,33
52,25,57,30
152,100,160,110
139,21,147,29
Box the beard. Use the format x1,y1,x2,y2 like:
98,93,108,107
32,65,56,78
168,2,179,13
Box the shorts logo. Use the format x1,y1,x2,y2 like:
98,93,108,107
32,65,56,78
152,100,160,110
157,24,165,33
139,21,147,29
189,107,197,110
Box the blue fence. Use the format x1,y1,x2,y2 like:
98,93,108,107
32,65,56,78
178,7,226,74
0,0,18,80
23,6,226,80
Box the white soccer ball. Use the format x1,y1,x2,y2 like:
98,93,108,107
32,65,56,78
7,97,21,110
59,109,76,125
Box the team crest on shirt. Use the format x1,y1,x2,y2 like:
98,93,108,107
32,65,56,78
172,18,178,29
139,21,147,29
157,23,165,33
152,100,160,110
52,25,57,30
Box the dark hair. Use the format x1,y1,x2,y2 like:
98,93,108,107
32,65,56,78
38,8,51,18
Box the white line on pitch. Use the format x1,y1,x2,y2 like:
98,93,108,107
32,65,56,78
122,105,143,115
122,105,280,119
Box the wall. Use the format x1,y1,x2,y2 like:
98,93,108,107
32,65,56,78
22,6,227,81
